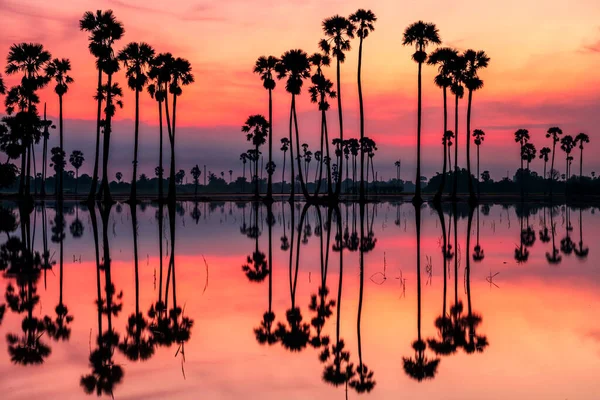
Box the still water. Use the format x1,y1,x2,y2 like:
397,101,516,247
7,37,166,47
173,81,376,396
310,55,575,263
0,201,598,399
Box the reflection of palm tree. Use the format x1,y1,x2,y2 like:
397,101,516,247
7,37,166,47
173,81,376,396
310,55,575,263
545,207,562,265
403,205,440,381
242,203,268,282
539,206,551,243
574,208,589,259
472,206,484,262
560,206,575,256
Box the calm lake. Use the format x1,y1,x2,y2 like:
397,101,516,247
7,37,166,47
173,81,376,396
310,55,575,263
0,201,598,399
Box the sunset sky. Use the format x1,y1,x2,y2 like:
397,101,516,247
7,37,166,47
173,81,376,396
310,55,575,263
1,0,599,181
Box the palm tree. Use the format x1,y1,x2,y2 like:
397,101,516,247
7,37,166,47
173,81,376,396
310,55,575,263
242,115,269,198
280,138,290,194
402,21,441,204
5,42,51,198
308,52,336,197
239,153,248,192
450,55,466,199
115,171,122,183
45,58,73,199
79,10,124,202
320,15,355,198
539,147,551,183
521,143,536,197
445,130,455,172
472,129,485,197
560,135,575,185
190,164,201,197
118,42,155,202
349,9,376,202
253,56,279,201
463,50,489,202
428,47,458,203
574,133,590,180
163,57,194,202
514,129,530,197
40,104,55,197
275,49,311,200
574,208,589,259
546,127,563,197
0,73,5,94
69,150,84,194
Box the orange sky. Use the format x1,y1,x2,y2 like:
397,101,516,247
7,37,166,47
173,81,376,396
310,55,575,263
1,0,599,179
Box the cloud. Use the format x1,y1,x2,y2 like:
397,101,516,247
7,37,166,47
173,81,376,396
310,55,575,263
106,0,226,22
582,40,600,54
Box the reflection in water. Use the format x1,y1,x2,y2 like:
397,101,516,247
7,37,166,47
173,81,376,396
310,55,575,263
0,200,598,398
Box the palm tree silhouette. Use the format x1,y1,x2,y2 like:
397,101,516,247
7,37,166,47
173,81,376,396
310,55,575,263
0,72,4,94
69,150,85,194
450,55,466,199
514,129,530,197
545,206,562,264
403,204,440,381
275,49,311,200
242,115,269,198
39,104,55,197
253,56,279,201
45,57,73,199
574,133,590,180
428,47,458,203
521,142,536,197
472,129,485,197
463,50,490,203
79,10,124,203
118,42,155,203
539,146,551,188
402,21,441,204
5,42,51,199
320,15,355,198
308,51,336,196
546,127,563,197
349,9,376,202
560,135,575,191
472,205,485,262
163,56,194,202
445,130,455,172
574,208,589,259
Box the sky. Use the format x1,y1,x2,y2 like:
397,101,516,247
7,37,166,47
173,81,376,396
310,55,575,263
0,0,599,182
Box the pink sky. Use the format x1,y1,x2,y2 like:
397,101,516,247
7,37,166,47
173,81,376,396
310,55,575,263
1,0,599,180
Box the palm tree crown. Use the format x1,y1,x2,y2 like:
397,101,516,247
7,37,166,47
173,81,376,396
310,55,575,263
118,42,155,91
402,21,441,63
253,56,279,90
539,147,551,162
349,9,377,39
575,132,590,149
428,47,459,88
45,58,74,96
319,16,355,62
275,50,311,95
242,115,269,147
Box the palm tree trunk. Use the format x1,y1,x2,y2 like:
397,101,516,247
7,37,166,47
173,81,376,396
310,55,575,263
288,97,295,202
477,145,480,197
415,60,423,203
324,113,333,197
255,144,260,197
435,87,448,202
100,73,114,204
357,36,366,202
550,141,556,198
281,152,285,195
267,88,273,200
580,147,583,180
292,96,310,200
168,90,178,202
89,68,103,202
59,94,64,200
466,89,475,201
452,93,459,199
130,88,140,202
335,58,344,198
158,100,164,201
75,170,79,194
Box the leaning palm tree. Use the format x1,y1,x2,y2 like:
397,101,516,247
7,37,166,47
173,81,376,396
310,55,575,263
463,50,489,202
79,10,124,202
428,47,458,203
349,9,376,202
320,15,355,198
472,129,485,197
546,127,563,197
450,55,466,199
69,150,85,194
164,57,194,202
574,133,590,180
253,56,279,201
45,58,74,199
242,115,268,198
118,42,155,203
514,129,530,198
402,21,441,204
5,42,52,198
275,49,311,201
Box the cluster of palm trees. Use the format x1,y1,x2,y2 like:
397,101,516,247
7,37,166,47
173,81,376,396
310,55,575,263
513,127,590,197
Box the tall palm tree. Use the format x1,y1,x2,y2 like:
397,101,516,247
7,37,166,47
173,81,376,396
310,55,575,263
79,10,124,202
275,49,311,201
349,9,376,202
521,143,536,197
428,47,458,203
320,15,355,198
40,104,55,197
253,56,279,201
242,115,269,198
45,58,73,199
560,135,575,189
402,21,441,204
539,147,551,183
472,129,485,197
574,133,590,180
164,57,194,202
69,150,84,194
463,50,489,202
514,129,530,198
118,42,155,203
308,51,336,197
280,138,289,194
5,42,51,198
546,127,563,197
450,56,466,199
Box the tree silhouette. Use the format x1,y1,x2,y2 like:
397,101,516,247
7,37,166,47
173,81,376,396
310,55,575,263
545,206,562,265
539,146,551,187
560,135,575,184
190,164,201,197
574,133,589,180
546,127,563,197
402,21,441,204
472,129,485,197
242,115,269,198
463,50,490,202
514,129,530,198
450,55,466,199
574,208,589,259
69,150,85,194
